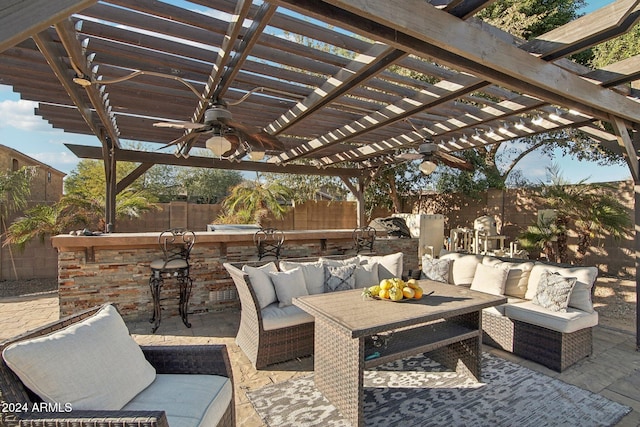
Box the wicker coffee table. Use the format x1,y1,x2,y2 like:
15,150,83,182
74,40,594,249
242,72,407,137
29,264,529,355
293,280,506,427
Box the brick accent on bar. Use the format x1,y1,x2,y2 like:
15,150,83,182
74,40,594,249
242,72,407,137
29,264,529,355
53,231,419,321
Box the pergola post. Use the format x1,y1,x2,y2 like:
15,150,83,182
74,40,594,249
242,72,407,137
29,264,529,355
102,138,116,233
635,185,640,350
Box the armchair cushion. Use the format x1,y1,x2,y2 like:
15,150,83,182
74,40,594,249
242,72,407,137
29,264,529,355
122,374,232,427
527,264,597,313
242,262,278,309
2,304,156,410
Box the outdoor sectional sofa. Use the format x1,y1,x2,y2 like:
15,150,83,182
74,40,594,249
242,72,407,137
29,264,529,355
431,252,599,371
226,250,598,373
224,253,404,369
0,304,235,427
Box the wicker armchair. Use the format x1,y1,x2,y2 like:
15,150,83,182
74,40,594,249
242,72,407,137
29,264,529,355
0,305,235,427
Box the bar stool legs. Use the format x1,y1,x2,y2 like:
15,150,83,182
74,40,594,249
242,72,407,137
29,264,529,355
148,269,192,333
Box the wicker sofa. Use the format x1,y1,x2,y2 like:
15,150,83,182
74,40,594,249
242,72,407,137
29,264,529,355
426,252,599,372
223,253,405,369
0,304,235,427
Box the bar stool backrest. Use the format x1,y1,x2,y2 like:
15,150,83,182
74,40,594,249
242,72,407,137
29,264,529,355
254,228,285,260
159,228,196,263
353,226,376,254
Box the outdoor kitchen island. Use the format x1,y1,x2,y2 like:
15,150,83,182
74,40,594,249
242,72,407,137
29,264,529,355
51,230,419,322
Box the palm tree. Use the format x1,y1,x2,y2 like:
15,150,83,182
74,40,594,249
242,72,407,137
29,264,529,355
518,214,564,262
218,178,292,225
525,165,631,264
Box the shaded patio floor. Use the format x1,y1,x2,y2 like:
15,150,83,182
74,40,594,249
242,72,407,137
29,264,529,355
1,292,639,426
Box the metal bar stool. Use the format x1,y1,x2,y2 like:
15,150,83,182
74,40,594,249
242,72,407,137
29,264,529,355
149,228,196,333
254,227,285,260
353,226,376,254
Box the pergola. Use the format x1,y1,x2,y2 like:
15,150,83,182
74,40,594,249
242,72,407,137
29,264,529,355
1,0,640,344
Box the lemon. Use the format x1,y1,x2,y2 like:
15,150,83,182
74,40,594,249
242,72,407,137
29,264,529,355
389,287,403,301
368,285,381,297
413,286,424,299
402,286,415,299
407,278,419,289
380,279,393,290
378,288,390,299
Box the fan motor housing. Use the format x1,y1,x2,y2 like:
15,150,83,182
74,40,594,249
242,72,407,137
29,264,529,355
204,106,232,123
418,142,438,155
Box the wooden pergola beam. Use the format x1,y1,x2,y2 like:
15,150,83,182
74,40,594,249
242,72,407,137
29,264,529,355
0,0,96,53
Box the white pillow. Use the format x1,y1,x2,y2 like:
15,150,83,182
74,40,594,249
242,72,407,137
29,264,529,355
470,263,509,296
243,262,278,309
439,253,483,286
421,257,451,283
279,260,325,295
483,257,534,299
269,268,309,307
358,252,403,279
527,264,597,313
2,304,156,410
319,256,361,267
354,262,379,288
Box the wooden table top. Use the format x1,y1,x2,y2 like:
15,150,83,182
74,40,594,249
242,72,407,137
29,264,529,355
293,280,506,338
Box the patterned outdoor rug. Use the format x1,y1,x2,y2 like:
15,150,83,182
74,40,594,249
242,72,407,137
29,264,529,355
247,352,631,426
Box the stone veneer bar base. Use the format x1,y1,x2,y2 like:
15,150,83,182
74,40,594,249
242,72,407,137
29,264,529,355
51,230,419,321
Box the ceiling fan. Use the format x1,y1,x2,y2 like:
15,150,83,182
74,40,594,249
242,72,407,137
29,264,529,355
153,100,285,158
398,139,473,174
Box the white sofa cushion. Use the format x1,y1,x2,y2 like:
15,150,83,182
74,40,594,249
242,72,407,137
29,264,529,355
440,253,483,286
470,263,508,296
279,260,325,295
358,252,403,279
354,262,379,288
483,257,534,299
319,256,360,267
483,297,527,316
243,262,278,309
2,304,156,410
122,374,232,427
421,256,451,283
504,301,599,334
261,303,315,331
269,268,309,307
527,264,598,313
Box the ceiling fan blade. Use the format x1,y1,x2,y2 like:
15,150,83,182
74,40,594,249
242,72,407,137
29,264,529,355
220,117,285,151
157,132,197,150
398,152,423,161
436,151,474,171
154,120,206,130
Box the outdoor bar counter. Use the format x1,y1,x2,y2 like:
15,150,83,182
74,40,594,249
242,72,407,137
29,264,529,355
51,230,419,321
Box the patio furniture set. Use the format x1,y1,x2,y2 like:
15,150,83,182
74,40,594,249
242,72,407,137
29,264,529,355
0,241,598,426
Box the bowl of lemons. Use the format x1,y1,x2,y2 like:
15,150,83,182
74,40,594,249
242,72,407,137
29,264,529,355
363,278,424,302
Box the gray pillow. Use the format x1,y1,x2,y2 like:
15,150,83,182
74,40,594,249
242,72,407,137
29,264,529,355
421,257,451,283
324,264,356,292
532,270,577,312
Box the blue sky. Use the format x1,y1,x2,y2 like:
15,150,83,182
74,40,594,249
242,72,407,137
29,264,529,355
0,0,632,183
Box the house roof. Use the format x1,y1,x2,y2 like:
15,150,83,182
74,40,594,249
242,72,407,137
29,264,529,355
0,0,639,179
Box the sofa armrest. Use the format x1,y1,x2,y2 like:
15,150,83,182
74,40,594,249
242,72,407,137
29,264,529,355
141,344,233,379
5,410,169,427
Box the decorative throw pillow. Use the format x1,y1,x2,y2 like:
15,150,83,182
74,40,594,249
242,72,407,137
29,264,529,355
470,263,509,296
242,262,278,309
268,267,309,307
279,260,325,295
354,262,379,288
421,257,451,283
358,252,403,279
2,304,156,410
532,270,577,312
324,264,356,292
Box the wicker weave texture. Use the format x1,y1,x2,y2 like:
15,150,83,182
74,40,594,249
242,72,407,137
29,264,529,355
0,305,234,427
482,311,593,372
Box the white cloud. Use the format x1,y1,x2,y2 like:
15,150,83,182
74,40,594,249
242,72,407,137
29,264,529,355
0,99,52,132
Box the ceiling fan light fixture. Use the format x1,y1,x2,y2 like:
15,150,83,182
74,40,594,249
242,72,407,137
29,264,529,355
419,160,437,175
206,135,232,157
